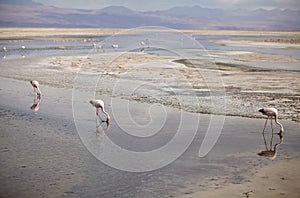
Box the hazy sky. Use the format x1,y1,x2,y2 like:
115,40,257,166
33,0,300,11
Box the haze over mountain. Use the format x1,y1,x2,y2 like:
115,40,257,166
0,0,299,30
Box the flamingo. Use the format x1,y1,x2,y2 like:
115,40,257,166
2,46,7,59
112,44,118,51
30,80,41,96
21,45,26,57
259,107,284,133
89,99,110,123
140,41,145,52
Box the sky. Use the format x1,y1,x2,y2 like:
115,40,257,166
32,0,300,11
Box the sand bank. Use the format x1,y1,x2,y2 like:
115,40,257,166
178,159,300,198
1,28,300,38
1,51,299,122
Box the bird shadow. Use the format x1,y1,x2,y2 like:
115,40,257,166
30,94,42,112
257,131,284,160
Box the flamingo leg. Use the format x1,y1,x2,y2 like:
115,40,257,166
95,109,104,127
262,117,268,133
269,118,274,148
262,131,268,150
271,118,274,133
270,119,274,148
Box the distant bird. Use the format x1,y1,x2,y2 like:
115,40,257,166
259,107,284,133
140,41,145,52
30,80,41,96
112,44,118,51
21,45,26,57
89,99,110,123
92,43,96,48
2,47,7,59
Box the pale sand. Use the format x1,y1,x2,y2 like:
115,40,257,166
1,28,300,38
178,159,300,198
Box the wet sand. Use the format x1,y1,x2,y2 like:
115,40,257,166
178,159,300,198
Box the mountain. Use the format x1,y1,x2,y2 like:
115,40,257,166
0,1,299,30
0,0,41,6
99,5,136,14
166,5,225,18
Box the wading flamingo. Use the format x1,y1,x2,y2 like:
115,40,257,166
21,45,26,57
89,99,110,123
2,46,7,59
112,44,118,51
259,107,284,133
30,80,41,96
140,41,145,52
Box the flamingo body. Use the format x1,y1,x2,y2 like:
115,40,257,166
89,99,110,122
30,80,41,95
259,107,284,133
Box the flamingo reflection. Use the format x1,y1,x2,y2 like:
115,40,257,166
258,132,283,160
30,94,41,112
95,120,110,141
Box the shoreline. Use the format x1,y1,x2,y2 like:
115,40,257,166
1,51,299,122
1,27,300,38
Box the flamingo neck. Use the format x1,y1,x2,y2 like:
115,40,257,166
102,108,110,121
274,115,284,132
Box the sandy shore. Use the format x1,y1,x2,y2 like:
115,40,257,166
1,28,300,38
178,159,300,198
1,51,299,122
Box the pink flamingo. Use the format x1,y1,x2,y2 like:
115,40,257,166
89,99,110,123
30,80,41,96
259,107,284,133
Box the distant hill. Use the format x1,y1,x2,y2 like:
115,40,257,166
0,0,41,6
0,1,299,30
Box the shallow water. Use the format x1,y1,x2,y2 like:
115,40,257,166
0,77,299,197
1,32,300,70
